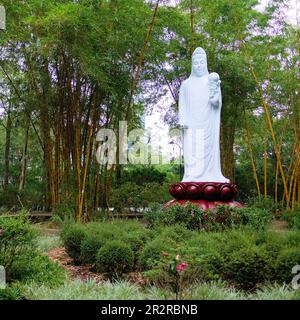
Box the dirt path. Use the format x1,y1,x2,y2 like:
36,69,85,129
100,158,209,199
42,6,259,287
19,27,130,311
46,247,145,285
46,247,105,283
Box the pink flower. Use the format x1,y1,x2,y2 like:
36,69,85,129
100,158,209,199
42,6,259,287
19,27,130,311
176,262,188,272
175,254,180,261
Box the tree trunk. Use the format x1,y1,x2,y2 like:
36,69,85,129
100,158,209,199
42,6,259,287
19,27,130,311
3,105,12,189
220,120,235,182
19,124,30,191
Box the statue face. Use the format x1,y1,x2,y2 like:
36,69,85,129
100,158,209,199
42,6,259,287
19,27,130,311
192,55,207,77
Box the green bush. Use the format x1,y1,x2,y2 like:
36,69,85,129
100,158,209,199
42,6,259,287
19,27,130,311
96,241,134,278
22,254,66,287
144,227,300,290
154,224,194,242
146,203,272,231
283,206,300,230
138,237,176,271
121,166,167,185
80,233,108,264
0,186,44,210
236,206,273,230
274,248,300,284
145,203,207,230
61,223,87,264
0,215,66,287
246,196,278,213
0,216,36,281
110,182,171,212
222,246,273,290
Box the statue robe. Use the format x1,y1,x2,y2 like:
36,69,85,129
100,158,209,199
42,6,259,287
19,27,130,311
178,74,229,183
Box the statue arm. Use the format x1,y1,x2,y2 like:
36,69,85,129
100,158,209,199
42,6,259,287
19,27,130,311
178,82,188,128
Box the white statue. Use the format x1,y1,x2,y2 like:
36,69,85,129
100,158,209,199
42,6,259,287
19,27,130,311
178,47,229,183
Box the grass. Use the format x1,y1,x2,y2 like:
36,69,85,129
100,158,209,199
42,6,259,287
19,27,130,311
20,280,299,300
37,235,62,252
21,280,143,300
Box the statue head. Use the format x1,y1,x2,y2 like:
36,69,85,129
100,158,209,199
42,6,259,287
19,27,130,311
191,47,208,77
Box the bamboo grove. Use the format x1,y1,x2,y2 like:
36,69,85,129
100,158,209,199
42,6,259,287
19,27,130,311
0,0,299,220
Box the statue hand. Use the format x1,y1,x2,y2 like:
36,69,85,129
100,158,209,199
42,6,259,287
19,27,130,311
209,95,219,108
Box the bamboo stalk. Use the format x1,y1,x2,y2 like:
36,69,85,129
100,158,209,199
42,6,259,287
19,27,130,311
243,108,261,200
248,62,290,207
264,126,268,199
125,0,160,121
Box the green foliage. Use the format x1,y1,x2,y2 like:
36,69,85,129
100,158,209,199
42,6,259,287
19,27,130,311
222,246,273,291
145,203,207,229
80,233,108,264
235,206,273,230
96,241,134,279
17,279,300,301
20,279,143,300
0,186,45,210
59,218,300,290
143,226,300,291
0,285,23,300
110,182,171,212
61,223,87,264
146,203,272,231
283,206,300,230
37,235,62,253
120,166,167,185
274,248,300,284
0,215,66,286
21,254,66,287
138,237,176,271
0,215,36,281
51,202,76,225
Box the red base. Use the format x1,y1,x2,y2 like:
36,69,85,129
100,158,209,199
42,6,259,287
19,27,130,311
169,182,238,201
165,199,243,211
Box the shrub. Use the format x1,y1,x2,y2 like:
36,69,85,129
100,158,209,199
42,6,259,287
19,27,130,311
235,206,273,230
109,182,144,212
0,215,66,286
110,182,171,212
145,203,207,230
0,215,36,282
138,237,176,271
22,254,66,287
146,203,272,231
246,196,278,213
51,201,76,225
121,166,167,185
274,248,300,284
154,224,194,242
96,241,134,278
222,246,273,290
61,223,87,264
283,206,300,230
80,234,108,264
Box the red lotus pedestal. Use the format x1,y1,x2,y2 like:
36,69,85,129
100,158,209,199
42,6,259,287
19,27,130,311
166,182,242,210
